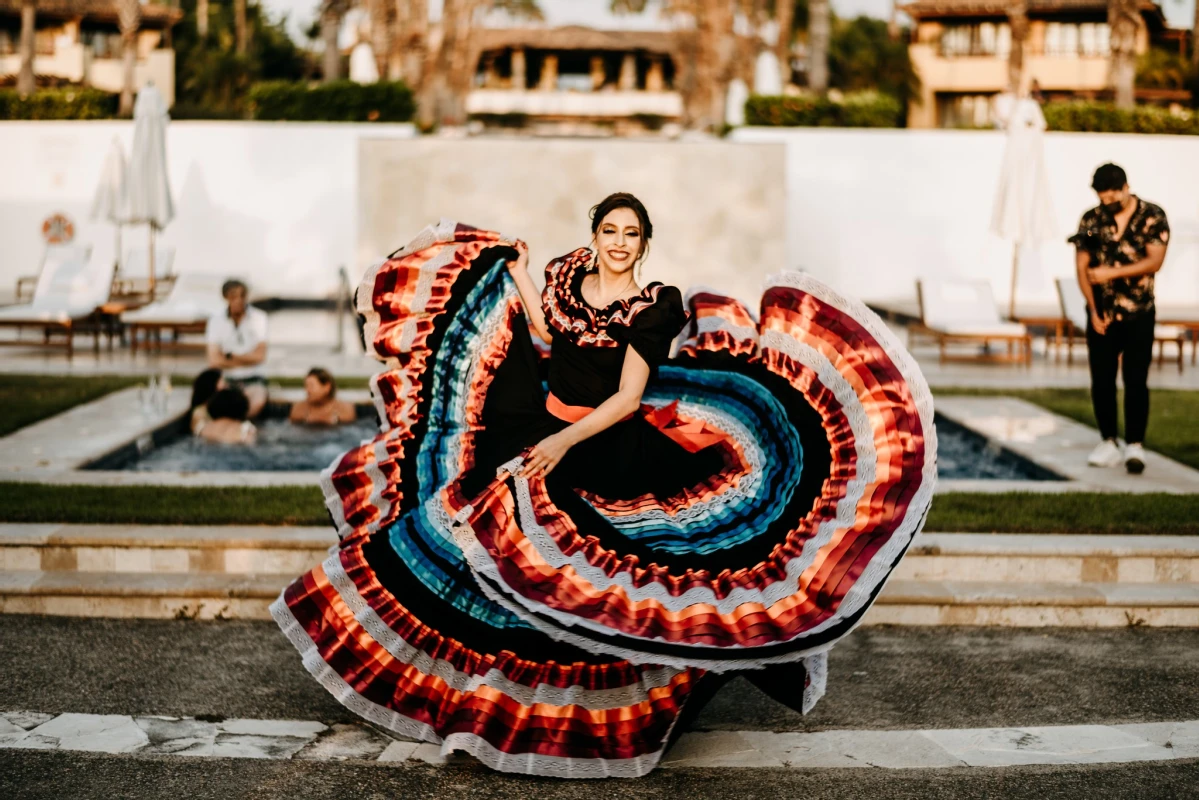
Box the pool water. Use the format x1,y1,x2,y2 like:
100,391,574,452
126,416,379,472
88,405,1059,480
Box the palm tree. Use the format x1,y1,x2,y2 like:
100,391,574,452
393,0,430,87
118,0,141,116
807,0,829,92
197,0,209,39
1192,0,1198,69
1108,0,1142,108
1007,0,1028,92
773,0,795,88
16,0,35,97
234,0,248,55
320,0,349,82
366,0,395,79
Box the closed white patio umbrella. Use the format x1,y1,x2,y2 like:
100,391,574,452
124,84,175,295
990,93,1057,319
90,137,129,274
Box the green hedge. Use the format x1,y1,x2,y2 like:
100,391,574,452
248,80,416,122
1044,101,1199,135
0,87,118,120
745,91,904,128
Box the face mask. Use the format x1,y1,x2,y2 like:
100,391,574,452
1101,199,1125,216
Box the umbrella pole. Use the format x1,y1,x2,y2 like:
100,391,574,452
1008,243,1020,320
148,224,156,298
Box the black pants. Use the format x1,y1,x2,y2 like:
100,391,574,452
1086,312,1154,443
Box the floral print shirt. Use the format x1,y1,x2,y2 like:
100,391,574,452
1068,198,1170,320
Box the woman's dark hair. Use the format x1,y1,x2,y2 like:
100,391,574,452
589,192,653,260
307,367,336,398
190,368,223,410
1092,163,1128,192
207,388,250,422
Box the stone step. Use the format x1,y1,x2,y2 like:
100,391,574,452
896,533,1199,584
2,570,1197,626
3,526,1197,585
0,524,334,576
868,579,1199,627
0,570,284,619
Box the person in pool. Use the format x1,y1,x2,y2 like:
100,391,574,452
196,387,258,445
289,368,356,426
188,368,226,435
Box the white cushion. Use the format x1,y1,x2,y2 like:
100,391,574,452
921,279,1007,330
938,322,1028,337
1155,324,1185,340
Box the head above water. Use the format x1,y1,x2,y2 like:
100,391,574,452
589,192,653,278
222,279,249,316
190,368,226,410
305,367,337,403
208,387,250,422
1091,163,1131,216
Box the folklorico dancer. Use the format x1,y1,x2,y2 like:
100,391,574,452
272,193,937,778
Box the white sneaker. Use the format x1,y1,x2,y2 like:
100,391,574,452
1087,439,1124,467
1125,443,1146,475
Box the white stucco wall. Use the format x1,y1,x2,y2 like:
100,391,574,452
732,127,1199,312
0,121,417,301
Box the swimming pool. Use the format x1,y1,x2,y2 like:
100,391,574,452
83,404,1060,480
83,403,379,473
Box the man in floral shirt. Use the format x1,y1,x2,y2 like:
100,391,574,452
1069,163,1170,474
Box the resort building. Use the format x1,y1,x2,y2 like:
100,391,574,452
900,0,1182,128
466,25,684,135
0,0,181,105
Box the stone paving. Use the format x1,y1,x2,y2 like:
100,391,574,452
2,709,1196,771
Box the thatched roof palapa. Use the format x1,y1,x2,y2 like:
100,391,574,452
0,1,183,26
476,25,679,55
900,0,1166,27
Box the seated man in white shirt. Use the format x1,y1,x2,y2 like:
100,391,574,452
206,279,269,418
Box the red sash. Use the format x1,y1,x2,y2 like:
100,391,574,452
546,393,724,454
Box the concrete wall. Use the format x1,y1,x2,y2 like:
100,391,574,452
731,127,1199,312
356,137,787,307
0,121,417,301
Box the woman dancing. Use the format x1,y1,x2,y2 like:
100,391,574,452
272,193,936,778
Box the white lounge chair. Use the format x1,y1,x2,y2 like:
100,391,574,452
113,245,176,298
121,271,227,352
1055,277,1184,372
916,279,1032,365
0,248,115,358
13,243,94,304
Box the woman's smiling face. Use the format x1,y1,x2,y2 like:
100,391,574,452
593,207,643,276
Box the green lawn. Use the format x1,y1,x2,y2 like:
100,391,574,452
934,387,1199,470
0,484,327,526
2,483,1196,535
0,374,143,438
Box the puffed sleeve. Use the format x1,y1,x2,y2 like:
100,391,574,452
609,286,689,367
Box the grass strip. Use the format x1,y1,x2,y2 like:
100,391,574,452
0,484,328,526
925,492,1199,535
0,375,142,438
2,484,1197,535
934,387,1199,470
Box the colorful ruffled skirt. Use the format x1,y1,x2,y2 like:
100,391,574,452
272,220,936,778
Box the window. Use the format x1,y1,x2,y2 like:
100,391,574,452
82,26,123,59
937,93,998,128
1043,22,1109,56
939,22,1012,57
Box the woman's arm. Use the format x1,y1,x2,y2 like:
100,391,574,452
520,347,651,477
506,241,552,345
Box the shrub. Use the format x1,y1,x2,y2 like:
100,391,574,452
744,91,904,128
248,80,416,122
0,87,118,120
1043,101,1199,135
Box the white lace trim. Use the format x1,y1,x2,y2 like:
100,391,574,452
320,549,687,710
802,652,828,714
439,728,666,779
695,315,760,346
